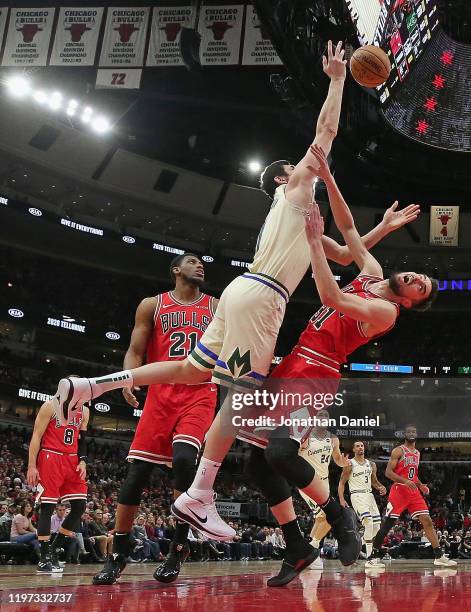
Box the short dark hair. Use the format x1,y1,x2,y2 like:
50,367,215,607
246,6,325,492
404,423,417,431
260,160,291,198
410,278,439,312
169,252,200,282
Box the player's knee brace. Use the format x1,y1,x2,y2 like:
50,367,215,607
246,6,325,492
172,442,198,492
248,446,291,507
265,438,315,489
61,499,86,532
37,503,55,537
362,516,374,542
118,460,155,506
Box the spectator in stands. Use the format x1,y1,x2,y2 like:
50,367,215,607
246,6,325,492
79,511,102,562
131,515,161,562
155,516,171,555
322,532,338,559
459,530,471,559
271,527,286,559
0,503,16,524
89,509,113,558
10,500,39,558
165,516,176,542
51,503,80,564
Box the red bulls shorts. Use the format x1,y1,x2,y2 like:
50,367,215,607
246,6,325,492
386,483,429,520
36,449,87,504
128,383,218,465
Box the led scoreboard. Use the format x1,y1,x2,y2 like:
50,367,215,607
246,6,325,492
345,0,439,104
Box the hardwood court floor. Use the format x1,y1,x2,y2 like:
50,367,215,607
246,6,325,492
1,559,470,611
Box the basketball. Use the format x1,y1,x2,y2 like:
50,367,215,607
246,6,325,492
350,45,391,88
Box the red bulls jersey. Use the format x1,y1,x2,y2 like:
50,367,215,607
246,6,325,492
148,291,217,365
296,275,399,369
394,445,420,483
41,408,84,454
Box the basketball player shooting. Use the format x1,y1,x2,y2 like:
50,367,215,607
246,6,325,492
52,42,424,550
367,425,457,568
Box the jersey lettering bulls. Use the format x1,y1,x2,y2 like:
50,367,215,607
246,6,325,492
41,407,84,454
296,275,399,368
148,291,217,364
394,445,420,483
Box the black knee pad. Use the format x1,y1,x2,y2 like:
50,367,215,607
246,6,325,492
248,446,292,508
118,459,155,506
172,442,198,492
265,437,315,489
61,499,86,532
37,503,55,537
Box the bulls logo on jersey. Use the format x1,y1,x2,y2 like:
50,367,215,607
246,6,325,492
148,291,216,363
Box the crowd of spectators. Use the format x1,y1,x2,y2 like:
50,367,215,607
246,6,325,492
1,423,471,566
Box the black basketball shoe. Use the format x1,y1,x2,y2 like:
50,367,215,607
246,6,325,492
330,506,362,566
154,542,190,583
92,554,127,585
267,543,319,587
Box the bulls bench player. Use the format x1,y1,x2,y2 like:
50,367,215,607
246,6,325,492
238,146,438,586
93,253,218,585
368,425,457,568
27,390,89,574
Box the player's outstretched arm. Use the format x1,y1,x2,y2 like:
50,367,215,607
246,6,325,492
122,297,156,408
371,462,387,495
385,447,417,489
285,41,346,207
309,144,383,278
27,401,54,486
305,207,397,332
321,201,420,266
338,465,352,507
332,437,351,468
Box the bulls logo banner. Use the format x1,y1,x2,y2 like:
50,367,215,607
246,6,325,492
242,5,282,65
2,8,55,67
146,6,196,66
429,205,460,247
99,7,150,67
198,4,243,65
50,7,104,66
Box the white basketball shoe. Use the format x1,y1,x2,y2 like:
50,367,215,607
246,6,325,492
171,490,236,541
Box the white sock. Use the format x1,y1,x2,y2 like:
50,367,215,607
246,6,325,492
188,457,221,493
366,541,373,558
90,370,133,398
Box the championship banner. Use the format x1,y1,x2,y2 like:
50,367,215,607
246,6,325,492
50,7,104,66
2,8,55,67
0,8,8,50
99,6,150,67
242,5,282,65
198,4,243,65
429,205,460,247
146,6,196,66
215,502,241,518
96,68,142,89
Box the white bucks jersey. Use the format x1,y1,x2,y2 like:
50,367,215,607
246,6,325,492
348,458,373,493
299,435,334,480
249,185,311,296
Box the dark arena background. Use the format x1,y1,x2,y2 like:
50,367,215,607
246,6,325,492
1,0,471,610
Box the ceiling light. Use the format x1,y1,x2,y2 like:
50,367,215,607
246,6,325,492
92,116,111,133
33,90,47,104
248,160,262,173
6,76,30,98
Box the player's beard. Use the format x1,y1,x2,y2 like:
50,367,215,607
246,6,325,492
388,272,402,296
181,271,204,288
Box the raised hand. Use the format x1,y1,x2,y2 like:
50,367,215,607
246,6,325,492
305,204,324,244
382,201,420,230
323,40,347,81
308,144,332,182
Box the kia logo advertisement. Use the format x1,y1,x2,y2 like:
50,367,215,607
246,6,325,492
202,255,214,263
28,207,42,216
106,331,120,340
122,235,136,244
8,308,24,318
94,403,110,413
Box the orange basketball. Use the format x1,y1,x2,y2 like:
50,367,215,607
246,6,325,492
350,45,391,88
